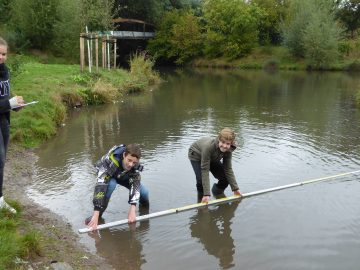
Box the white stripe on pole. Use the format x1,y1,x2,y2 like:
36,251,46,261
78,169,360,233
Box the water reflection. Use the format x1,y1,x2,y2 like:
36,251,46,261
190,201,240,269
88,216,149,270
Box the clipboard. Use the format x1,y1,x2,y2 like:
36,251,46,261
12,100,38,109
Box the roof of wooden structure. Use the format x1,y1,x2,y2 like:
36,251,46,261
112,18,154,27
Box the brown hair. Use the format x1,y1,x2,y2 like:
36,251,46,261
0,37,8,47
125,143,142,159
218,128,236,142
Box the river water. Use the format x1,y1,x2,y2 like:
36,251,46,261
29,69,360,270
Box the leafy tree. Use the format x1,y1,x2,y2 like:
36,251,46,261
79,0,114,32
9,0,59,50
282,0,313,57
336,0,360,38
250,0,290,45
283,0,342,68
0,0,12,25
52,0,82,59
147,10,202,64
114,0,193,24
203,0,264,59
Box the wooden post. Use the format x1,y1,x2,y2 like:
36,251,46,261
79,34,85,72
85,27,91,73
95,35,99,72
113,39,117,69
102,38,106,68
107,35,110,70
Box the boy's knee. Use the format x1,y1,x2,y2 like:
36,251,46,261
140,186,149,206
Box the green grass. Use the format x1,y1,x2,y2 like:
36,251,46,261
0,204,41,270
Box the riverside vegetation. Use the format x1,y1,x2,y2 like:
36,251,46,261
0,53,160,269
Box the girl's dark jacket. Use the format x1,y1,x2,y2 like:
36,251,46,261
0,63,11,122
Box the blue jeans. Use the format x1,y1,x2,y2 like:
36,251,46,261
105,177,149,206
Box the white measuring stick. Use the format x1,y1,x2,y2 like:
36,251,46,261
78,169,360,233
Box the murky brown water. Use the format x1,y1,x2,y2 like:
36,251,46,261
29,69,360,270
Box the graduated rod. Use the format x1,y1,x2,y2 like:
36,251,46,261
79,169,360,233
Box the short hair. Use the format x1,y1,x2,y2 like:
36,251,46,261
0,37,8,47
218,128,236,142
125,144,141,159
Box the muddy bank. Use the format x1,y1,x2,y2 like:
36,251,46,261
4,144,113,270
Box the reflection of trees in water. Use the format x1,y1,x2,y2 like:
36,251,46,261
89,216,149,270
190,201,240,270
36,70,360,169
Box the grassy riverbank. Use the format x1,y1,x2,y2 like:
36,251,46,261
192,45,360,71
9,53,160,148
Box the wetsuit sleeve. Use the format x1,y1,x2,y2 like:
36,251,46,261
128,172,141,205
92,167,109,211
223,152,239,191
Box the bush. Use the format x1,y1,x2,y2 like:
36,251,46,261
147,10,203,65
283,0,342,69
203,0,264,59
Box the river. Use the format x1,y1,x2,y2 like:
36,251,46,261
29,69,360,270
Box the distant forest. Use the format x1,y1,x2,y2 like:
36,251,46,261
1,0,359,68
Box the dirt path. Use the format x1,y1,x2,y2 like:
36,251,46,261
4,145,114,270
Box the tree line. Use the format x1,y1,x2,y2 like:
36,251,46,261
0,0,359,69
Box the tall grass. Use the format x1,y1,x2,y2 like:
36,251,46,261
124,52,161,93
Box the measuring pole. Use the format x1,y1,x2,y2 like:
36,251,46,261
78,170,360,233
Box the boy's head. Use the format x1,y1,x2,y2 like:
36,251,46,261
122,144,141,170
0,37,8,64
218,128,235,143
218,128,236,153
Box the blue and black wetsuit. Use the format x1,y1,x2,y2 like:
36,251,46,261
92,145,149,213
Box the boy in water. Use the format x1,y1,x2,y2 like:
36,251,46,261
86,144,149,231
188,128,242,203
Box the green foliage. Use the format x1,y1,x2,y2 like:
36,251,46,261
338,40,352,56
79,0,114,31
203,0,264,59
9,0,59,50
124,52,161,92
0,208,20,269
336,0,360,38
282,0,312,57
0,0,11,24
52,0,82,59
251,0,290,45
6,55,26,78
148,10,202,64
20,231,42,258
303,1,342,69
283,0,342,68
115,0,195,24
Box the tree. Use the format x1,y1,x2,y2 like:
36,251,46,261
9,0,59,50
336,0,360,38
283,0,343,68
203,0,264,59
250,0,290,45
147,10,202,64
